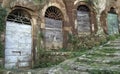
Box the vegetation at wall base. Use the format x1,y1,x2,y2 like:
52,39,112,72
67,34,107,51
33,50,66,68
34,33,120,68
0,43,4,58
0,5,7,58
107,34,120,41
88,69,120,74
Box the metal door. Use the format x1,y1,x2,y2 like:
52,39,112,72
107,13,119,35
45,18,63,49
77,11,91,34
5,21,32,69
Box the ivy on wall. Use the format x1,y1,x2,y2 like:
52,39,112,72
0,4,7,58
0,5,6,33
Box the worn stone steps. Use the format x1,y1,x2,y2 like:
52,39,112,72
77,56,120,63
70,37,120,73
104,43,120,46
50,37,120,73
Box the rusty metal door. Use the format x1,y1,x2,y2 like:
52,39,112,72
77,11,91,35
5,21,32,69
45,18,63,49
107,13,119,35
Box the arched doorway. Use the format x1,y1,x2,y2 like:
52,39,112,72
5,9,32,69
107,7,119,35
44,6,63,49
77,5,91,35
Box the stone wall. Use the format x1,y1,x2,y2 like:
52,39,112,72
0,0,3,3
1,0,117,51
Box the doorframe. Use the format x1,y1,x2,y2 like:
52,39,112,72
4,7,36,69
107,13,119,35
43,6,64,50
74,2,97,35
106,7,119,35
76,5,91,35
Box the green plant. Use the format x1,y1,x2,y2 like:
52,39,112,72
67,34,107,51
34,51,65,68
88,69,120,74
98,48,117,53
0,5,6,33
107,34,120,41
0,5,7,58
0,43,4,58
107,60,120,65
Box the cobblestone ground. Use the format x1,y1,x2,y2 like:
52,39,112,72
3,37,120,74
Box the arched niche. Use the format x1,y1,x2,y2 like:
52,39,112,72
77,5,91,35
44,6,63,49
107,7,119,35
5,9,32,69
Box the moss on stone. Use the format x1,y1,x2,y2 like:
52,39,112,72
0,5,7,58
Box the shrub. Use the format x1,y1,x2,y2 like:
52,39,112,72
67,34,107,51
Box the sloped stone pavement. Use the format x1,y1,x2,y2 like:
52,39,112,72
3,37,120,74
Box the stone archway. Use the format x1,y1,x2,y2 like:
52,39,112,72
107,7,119,35
5,9,32,69
74,1,97,35
77,5,91,35
44,6,63,49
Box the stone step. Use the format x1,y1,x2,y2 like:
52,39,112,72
101,40,120,48
105,53,120,57
99,47,120,49
110,41,120,43
2,71,32,74
107,42,120,45
72,61,120,72
114,39,120,41
75,55,120,65
103,45,120,47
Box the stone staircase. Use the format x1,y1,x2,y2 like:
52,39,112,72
100,38,120,49
43,37,120,74
60,37,120,74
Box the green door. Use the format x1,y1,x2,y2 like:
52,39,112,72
107,13,119,35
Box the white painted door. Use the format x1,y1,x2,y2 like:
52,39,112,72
5,21,32,69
